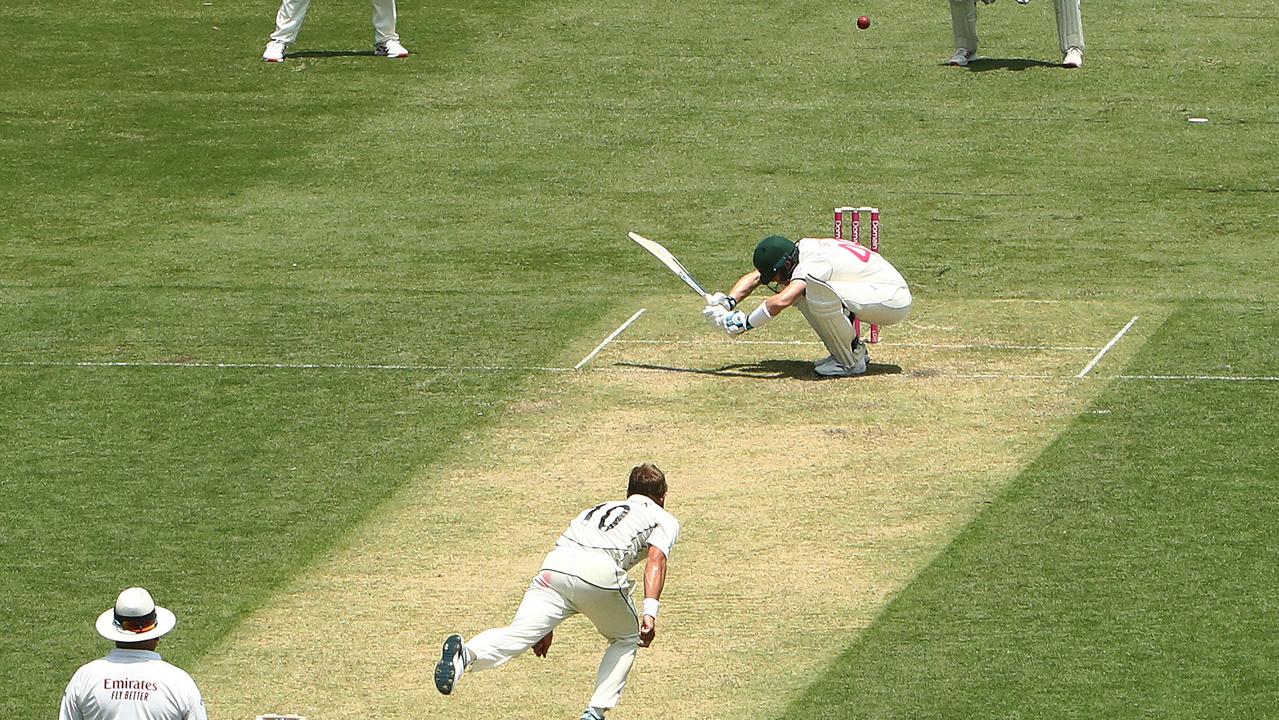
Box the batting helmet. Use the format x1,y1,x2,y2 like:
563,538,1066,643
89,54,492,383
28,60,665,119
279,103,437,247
753,235,798,284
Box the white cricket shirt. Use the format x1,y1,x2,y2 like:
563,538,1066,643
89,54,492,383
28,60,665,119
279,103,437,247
791,237,909,303
542,495,680,588
60,648,207,720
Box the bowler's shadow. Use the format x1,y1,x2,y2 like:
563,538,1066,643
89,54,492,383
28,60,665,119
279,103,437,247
614,359,903,381
959,57,1061,72
287,49,377,58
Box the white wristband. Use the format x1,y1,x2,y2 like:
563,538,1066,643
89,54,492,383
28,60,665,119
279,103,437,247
747,304,773,330
642,598,660,619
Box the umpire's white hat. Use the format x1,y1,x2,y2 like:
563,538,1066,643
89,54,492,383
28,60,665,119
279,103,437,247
95,587,177,643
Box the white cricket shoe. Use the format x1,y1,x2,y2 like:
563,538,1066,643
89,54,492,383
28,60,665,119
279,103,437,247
262,40,286,63
947,48,976,67
815,358,868,377
375,39,410,58
1063,47,1083,68
434,633,466,695
815,343,869,377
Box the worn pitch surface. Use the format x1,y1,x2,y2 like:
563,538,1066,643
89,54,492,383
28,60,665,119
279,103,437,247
196,300,1150,719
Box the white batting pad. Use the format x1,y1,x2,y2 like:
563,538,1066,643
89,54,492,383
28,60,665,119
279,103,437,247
795,277,858,367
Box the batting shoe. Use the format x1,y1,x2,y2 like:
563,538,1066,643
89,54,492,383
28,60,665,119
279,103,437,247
947,48,976,67
815,340,869,375
1062,47,1083,68
816,358,868,377
434,633,466,695
375,39,410,58
262,40,286,63
815,344,869,377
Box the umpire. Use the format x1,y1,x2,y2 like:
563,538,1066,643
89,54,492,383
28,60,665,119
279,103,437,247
60,587,207,720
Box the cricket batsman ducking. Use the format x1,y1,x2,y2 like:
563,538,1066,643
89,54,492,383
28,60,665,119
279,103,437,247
704,234,912,377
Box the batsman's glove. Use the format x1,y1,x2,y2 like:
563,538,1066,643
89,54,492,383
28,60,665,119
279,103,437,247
723,310,752,336
705,292,736,311
703,303,729,329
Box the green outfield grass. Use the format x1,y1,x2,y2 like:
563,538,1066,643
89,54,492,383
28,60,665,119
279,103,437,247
1,0,1276,717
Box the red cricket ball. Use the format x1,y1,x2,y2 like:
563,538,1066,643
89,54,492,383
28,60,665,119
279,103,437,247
857,15,871,29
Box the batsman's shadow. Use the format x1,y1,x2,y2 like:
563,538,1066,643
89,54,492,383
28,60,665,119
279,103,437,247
613,360,903,381
960,57,1061,72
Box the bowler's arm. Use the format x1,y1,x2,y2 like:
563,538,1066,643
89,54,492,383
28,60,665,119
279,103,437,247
640,545,667,647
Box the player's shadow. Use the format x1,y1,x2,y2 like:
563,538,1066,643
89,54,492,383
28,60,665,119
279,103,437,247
960,57,1061,72
287,49,377,58
613,359,903,381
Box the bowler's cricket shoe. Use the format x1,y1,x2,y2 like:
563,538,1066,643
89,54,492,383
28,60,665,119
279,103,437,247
375,39,410,58
947,48,976,67
262,40,286,63
434,633,466,695
1062,47,1083,68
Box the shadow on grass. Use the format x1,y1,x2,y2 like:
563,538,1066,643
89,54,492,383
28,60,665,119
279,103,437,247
613,360,904,381
961,57,1062,72
288,49,378,58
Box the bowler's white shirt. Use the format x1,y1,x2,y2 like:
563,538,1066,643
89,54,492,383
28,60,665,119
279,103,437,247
543,495,680,588
60,648,207,720
792,238,908,291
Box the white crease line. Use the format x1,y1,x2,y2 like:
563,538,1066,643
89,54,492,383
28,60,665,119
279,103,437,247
616,339,1098,352
574,308,646,370
4,359,1274,383
0,360,575,372
1077,316,1139,379
1118,375,1279,382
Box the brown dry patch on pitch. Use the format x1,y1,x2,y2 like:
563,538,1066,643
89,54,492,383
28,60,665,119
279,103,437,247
195,300,1154,720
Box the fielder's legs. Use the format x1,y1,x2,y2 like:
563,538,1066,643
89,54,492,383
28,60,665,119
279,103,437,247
372,0,400,44
949,0,978,64
269,0,312,44
466,571,575,671
1054,0,1084,62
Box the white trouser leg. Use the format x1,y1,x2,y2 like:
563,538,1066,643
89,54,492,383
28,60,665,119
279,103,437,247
1053,0,1084,53
563,576,641,710
269,0,312,44
949,0,978,52
467,572,574,671
464,568,641,711
372,0,399,44
830,282,913,327
590,636,639,709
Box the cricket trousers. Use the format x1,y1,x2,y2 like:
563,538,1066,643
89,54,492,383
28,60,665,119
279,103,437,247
949,0,1084,54
466,567,641,710
269,0,400,45
830,282,912,328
